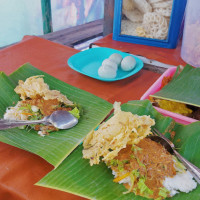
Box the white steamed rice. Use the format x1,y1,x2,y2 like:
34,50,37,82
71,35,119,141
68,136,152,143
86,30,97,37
112,169,197,197
163,170,197,196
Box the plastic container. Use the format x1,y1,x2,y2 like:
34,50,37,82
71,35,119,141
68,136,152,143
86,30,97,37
181,0,200,67
140,67,197,125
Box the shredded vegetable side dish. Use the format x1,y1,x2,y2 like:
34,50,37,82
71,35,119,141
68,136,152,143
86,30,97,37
4,76,80,136
82,102,197,200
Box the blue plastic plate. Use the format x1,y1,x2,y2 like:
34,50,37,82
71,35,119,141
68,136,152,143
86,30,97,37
67,47,143,82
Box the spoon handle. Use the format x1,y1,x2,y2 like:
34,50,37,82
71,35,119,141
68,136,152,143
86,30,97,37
0,119,46,130
173,149,200,184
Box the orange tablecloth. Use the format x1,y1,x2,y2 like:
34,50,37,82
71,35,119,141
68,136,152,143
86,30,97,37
92,34,187,66
0,36,160,200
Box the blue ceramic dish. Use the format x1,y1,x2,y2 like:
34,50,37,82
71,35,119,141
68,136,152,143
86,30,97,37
67,47,143,82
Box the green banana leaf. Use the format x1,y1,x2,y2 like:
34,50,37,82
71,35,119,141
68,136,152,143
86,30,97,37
37,100,200,200
151,64,200,107
0,63,112,168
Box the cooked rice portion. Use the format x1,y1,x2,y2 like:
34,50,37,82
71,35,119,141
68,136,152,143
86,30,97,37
4,101,29,121
163,170,197,196
4,75,77,136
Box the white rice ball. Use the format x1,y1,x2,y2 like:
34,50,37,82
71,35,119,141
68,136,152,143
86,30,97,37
109,53,123,66
98,65,117,79
121,56,136,71
102,59,118,71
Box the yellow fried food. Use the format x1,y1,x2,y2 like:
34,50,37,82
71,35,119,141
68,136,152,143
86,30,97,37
155,99,193,116
82,102,155,166
14,75,73,105
136,26,149,37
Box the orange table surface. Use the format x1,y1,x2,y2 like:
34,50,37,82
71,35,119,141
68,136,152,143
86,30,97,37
0,36,160,200
93,34,187,66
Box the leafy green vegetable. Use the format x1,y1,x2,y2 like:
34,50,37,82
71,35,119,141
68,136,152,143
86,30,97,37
131,144,142,153
136,157,146,168
158,187,169,198
132,170,152,198
173,156,186,173
69,107,80,119
131,145,145,169
18,106,30,110
123,160,130,164
137,177,153,197
108,159,118,167
132,169,140,178
108,159,125,172
130,154,135,159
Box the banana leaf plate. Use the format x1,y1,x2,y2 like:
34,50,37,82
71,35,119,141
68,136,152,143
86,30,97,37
0,63,113,168
37,100,200,200
151,64,200,107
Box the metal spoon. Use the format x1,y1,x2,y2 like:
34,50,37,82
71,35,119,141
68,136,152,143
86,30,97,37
148,133,200,184
0,110,78,130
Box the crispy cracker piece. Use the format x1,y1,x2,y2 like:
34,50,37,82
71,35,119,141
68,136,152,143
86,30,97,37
123,0,135,11
136,26,151,38
15,75,73,105
142,12,168,39
122,8,143,23
82,102,155,166
154,7,172,17
148,0,163,4
121,20,142,36
132,0,152,13
151,0,173,9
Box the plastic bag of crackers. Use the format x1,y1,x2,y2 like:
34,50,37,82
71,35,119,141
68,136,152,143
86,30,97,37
121,0,173,40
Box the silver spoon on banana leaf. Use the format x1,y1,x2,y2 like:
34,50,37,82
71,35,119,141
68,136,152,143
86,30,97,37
0,110,78,130
149,128,200,184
